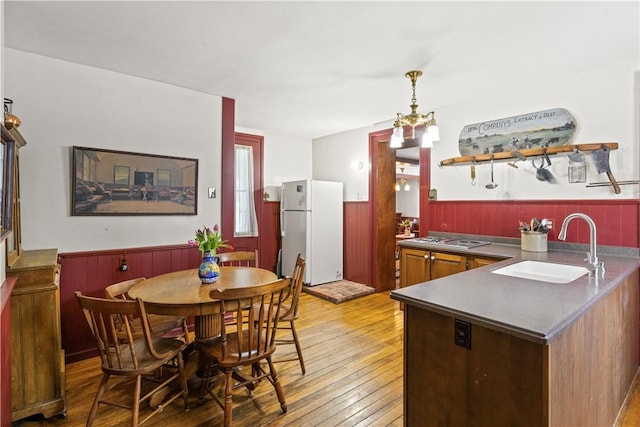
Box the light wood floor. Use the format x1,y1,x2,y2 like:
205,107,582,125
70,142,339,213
13,290,640,427
16,291,404,427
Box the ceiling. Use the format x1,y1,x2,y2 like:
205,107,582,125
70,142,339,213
4,1,638,142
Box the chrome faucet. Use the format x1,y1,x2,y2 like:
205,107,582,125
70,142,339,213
558,213,604,275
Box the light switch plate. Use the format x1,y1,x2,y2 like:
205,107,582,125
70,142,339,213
208,188,216,198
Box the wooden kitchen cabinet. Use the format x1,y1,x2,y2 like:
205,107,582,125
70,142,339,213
8,249,65,421
398,268,639,426
469,255,502,269
399,247,467,288
400,247,431,287
431,252,468,279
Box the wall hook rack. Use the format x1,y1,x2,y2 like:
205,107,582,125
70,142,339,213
438,142,618,167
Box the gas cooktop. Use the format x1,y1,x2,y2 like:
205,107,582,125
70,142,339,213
411,237,491,249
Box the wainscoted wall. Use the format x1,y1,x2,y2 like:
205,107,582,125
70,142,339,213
260,202,281,273
344,201,372,286
428,199,639,247
1,277,17,427
59,245,202,362
60,203,283,363
58,198,638,362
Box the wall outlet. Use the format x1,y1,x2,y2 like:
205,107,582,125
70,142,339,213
454,319,472,349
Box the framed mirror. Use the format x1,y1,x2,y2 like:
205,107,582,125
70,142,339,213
0,126,16,241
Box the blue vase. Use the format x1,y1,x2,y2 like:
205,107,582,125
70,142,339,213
198,251,220,284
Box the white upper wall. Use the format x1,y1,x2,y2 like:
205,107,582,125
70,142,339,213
396,177,419,218
263,131,312,186
313,126,371,201
235,125,314,188
4,50,313,253
313,59,639,202
5,49,223,252
432,59,639,200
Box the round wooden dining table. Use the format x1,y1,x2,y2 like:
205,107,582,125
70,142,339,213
128,266,278,341
128,266,279,399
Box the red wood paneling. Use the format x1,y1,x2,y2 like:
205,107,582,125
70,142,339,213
428,199,639,247
344,201,372,285
260,201,281,273
0,277,17,427
221,97,235,239
56,197,639,363
59,245,201,362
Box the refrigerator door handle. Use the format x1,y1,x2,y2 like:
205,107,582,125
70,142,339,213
280,184,286,237
281,210,286,237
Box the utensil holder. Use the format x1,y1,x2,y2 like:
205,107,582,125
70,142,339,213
521,231,548,252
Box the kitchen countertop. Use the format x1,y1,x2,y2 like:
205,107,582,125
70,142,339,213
391,236,640,344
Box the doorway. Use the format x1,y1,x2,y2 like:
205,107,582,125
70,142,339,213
368,129,430,292
395,146,420,235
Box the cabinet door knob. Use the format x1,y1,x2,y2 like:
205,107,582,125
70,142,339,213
430,255,435,261
424,255,429,260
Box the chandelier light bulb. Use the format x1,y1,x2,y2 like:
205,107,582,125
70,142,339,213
422,132,433,148
428,121,440,142
390,125,404,148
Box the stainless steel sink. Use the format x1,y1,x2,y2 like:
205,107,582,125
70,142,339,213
491,260,589,284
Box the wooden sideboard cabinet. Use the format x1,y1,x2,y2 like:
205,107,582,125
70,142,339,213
8,249,66,421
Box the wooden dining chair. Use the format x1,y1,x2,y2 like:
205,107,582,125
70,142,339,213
74,291,190,427
274,254,307,374
200,278,290,427
215,252,258,326
216,250,258,267
105,278,190,343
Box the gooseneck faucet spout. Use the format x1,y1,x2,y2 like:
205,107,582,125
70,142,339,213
558,213,604,275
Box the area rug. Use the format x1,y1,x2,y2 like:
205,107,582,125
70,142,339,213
303,280,375,304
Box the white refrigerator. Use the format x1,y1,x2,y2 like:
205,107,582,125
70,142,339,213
281,179,343,286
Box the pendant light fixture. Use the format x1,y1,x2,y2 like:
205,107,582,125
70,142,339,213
395,167,410,192
389,70,439,149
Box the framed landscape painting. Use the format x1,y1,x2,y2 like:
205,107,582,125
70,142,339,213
71,146,198,216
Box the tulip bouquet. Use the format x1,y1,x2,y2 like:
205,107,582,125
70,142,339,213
189,224,232,255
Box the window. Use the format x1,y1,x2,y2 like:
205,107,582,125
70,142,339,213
234,145,258,237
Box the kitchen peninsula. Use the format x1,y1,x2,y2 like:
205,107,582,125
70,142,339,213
391,239,640,426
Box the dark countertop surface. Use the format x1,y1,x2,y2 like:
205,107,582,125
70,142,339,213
391,235,640,344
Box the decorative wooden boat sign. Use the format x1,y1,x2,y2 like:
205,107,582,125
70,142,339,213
458,108,577,156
